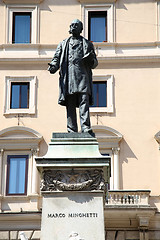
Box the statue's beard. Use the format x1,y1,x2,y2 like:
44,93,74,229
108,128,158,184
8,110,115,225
69,28,81,35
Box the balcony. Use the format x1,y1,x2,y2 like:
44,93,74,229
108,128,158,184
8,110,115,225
106,190,150,206
104,190,157,231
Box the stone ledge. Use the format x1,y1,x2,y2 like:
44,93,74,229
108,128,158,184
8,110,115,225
3,0,43,3
78,0,116,3
37,132,108,159
108,190,151,193
105,205,156,210
52,132,95,139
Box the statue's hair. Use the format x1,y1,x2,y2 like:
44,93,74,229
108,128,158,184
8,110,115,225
69,19,83,33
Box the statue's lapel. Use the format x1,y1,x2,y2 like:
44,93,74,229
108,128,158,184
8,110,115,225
60,37,71,65
82,37,89,55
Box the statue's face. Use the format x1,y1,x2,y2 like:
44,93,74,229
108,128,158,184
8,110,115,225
69,20,82,36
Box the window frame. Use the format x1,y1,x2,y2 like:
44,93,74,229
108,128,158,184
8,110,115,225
82,3,114,42
0,127,42,201
6,5,39,44
88,11,107,42
4,76,37,115
90,75,114,113
6,155,29,196
92,81,107,108
12,12,32,44
10,82,30,109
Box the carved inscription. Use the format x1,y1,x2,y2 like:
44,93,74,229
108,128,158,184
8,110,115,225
48,213,65,218
47,212,98,219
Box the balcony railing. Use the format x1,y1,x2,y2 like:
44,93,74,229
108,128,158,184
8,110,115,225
106,190,150,206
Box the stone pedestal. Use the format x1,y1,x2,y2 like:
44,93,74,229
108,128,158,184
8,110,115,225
36,133,110,240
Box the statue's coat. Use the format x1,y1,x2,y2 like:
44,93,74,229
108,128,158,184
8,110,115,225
49,36,98,107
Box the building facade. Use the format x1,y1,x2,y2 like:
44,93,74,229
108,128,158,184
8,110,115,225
0,0,160,239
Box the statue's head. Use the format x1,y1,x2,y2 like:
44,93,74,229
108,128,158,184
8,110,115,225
69,19,83,36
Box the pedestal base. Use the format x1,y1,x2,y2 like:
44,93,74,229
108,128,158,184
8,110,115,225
36,133,110,240
41,192,105,240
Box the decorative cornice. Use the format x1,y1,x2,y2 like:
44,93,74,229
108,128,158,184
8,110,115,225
31,148,40,156
112,147,120,155
3,0,43,3
1,42,160,64
78,0,116,3
0,126,43,150
0,126,42,139
0,211,41,221
41,169,105,192
92,126,122,149
98,55,160,63
2,56,160,65
0,149,4,157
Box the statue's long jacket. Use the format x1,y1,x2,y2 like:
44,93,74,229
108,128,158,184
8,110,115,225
50,36,98,107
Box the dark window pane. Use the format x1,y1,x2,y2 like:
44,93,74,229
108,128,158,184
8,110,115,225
11,82,29,109
92,81,107,107
98,82,107,107
89,11,107,42
11,84,20,109
13,13,31,44
21,84,29,108
7,155,28,195
93,83,98,107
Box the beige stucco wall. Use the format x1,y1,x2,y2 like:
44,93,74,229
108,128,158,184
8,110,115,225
0,66,66,142
0,60,160,196
39,0,159,43
0,0,160,227
0,0,158,44
116,0,157,43
40,0,81,44
87,62,160,196
0,3,6,44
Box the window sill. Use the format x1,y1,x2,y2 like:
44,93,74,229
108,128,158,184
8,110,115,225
90,107,113,113
78,0,116,3
4,110,36,116
3,0,43,3
3,194,40,200
4,195,27,199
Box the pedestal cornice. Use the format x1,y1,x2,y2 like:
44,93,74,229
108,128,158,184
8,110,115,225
35,133,111,193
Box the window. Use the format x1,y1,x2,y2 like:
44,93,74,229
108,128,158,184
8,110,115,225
82,4,114,42
6,155,29,195
11,82,29,109
7,5,39,44
88,11,107,42
92,81,107,107
0,126,43,201
90,75,114,113
4,76,37,115
12,12,31,44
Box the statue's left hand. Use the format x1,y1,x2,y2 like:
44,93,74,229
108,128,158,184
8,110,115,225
82,51,94,66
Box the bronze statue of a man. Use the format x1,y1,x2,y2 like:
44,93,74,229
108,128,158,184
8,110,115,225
48,19,98,133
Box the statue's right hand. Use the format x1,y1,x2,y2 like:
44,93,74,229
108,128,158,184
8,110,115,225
48,63,57,74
